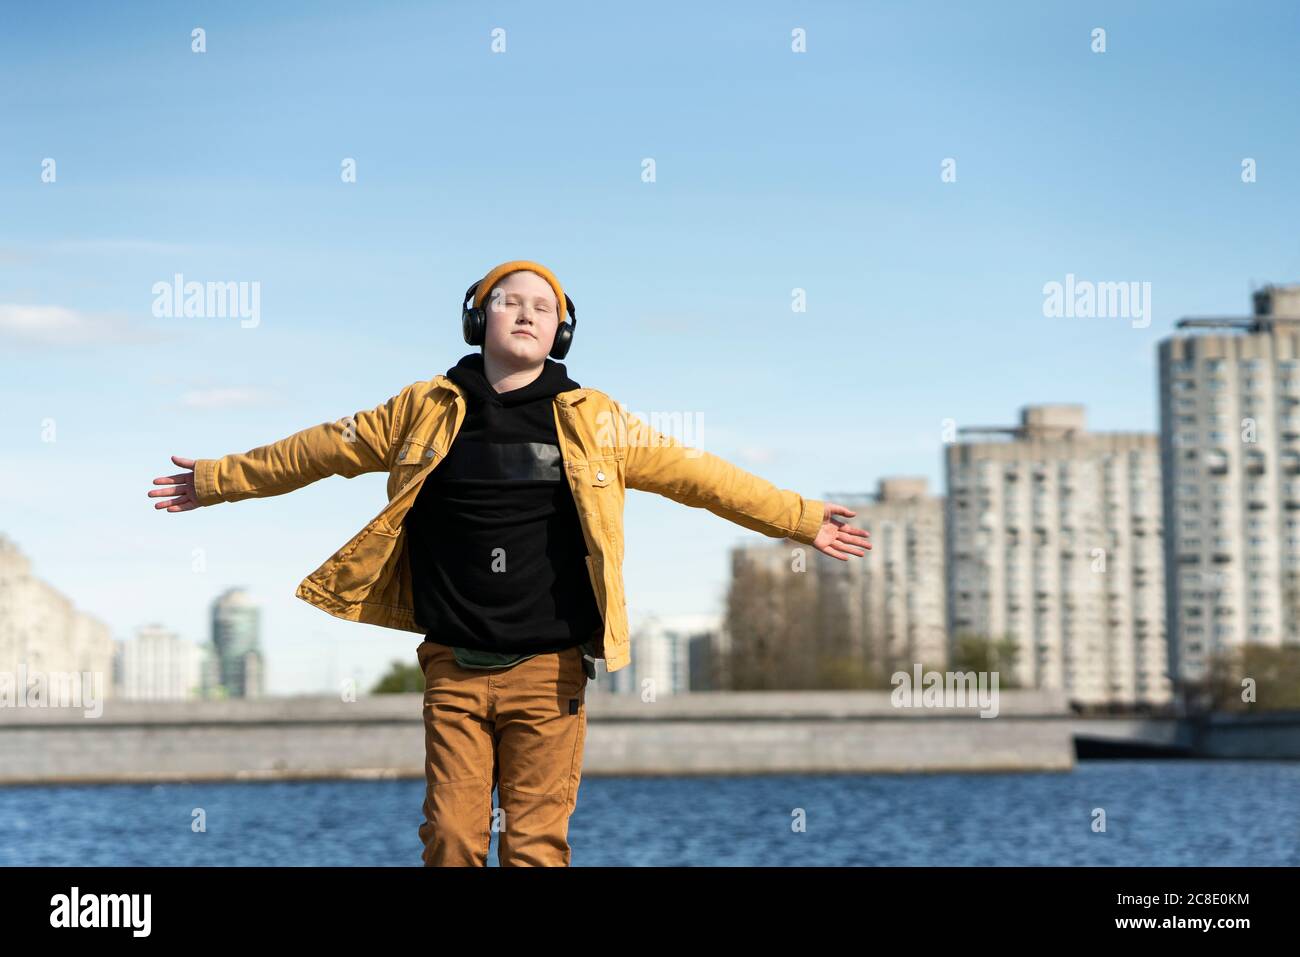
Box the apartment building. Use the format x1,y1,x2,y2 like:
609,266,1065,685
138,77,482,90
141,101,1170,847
0,534,116,695
115,623,206,701
945,406,1168,707
817,478,947,678
1157,284,1300,688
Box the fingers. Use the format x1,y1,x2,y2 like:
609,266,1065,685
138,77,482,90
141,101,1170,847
150,454,199,511
149,486,192,501
152,461,196,510
830,520,869,536
815,526,872,559
148,485,190,499
150,482,194,509
150,464,195,510
826,518,871,551
839,535,871,550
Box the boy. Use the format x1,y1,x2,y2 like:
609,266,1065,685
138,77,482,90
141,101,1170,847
150,260,871,866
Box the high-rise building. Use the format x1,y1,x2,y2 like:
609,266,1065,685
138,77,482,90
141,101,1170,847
209,588,265,698
0,534,116,697
1157,284,1300,691
945,406,1168,707
817,478,947,679
603,613,719,696
115,623,204,700
116,624,205,696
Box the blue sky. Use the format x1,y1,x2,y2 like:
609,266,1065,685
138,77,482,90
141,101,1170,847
2,0,1298,693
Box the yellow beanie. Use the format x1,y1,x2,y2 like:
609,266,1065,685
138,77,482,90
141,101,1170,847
472,260,568,317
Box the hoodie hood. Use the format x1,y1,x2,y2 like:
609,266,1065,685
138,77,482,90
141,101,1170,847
445,352,580,409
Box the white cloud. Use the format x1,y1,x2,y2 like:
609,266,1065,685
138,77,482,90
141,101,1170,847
0,304,168,349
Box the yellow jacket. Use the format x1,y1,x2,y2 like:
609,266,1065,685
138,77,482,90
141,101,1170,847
192,376,825,673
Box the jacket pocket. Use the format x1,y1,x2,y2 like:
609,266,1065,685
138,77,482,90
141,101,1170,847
588,459,614,488
325,523,401,603
586,457,626,564
389,439,438,500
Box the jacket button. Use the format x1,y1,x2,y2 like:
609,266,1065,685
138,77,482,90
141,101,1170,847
596,471,605,481
425,449,435,459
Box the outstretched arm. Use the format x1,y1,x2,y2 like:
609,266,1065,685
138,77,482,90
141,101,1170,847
149,387,410,510
619,404,870,559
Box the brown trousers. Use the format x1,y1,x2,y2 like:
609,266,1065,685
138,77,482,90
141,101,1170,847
416,639,589,866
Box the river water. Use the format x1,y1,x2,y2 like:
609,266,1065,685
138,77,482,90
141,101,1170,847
2,761,1296,866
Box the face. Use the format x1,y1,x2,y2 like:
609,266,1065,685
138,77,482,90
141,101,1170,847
481,271,561,366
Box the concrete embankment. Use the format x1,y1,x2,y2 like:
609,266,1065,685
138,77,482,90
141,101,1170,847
0,689,1075,784
3,692,1296,785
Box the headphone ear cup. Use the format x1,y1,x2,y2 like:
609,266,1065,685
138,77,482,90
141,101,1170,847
550,320,573,359
461,279,486,346
462,307,485,346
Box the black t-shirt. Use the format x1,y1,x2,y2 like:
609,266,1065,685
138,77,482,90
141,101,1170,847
404,352,602,655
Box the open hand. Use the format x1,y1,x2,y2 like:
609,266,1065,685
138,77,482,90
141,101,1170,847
812,503,871,560
149,455,201,512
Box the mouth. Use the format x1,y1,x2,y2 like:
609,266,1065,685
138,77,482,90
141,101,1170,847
512,330,536,339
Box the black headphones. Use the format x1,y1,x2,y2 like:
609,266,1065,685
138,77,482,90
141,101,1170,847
461,279,577,360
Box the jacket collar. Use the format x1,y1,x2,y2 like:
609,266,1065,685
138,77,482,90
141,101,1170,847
430,374,591,405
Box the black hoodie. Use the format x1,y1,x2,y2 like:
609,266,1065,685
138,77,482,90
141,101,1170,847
403,352,602,658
